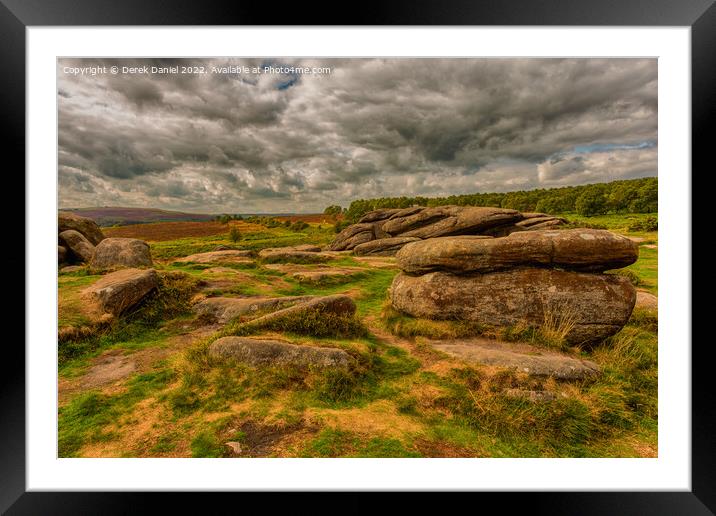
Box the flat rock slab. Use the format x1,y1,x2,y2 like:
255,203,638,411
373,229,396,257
82,351,137,388
290,244,323,252
194,295,318,323
90,238,153,270
390,268,636,346
292,268,365,283
240,294,357,330
210,336,353,369
174,250,254,264
258,248,333,263
396,229,638,275
635,290,658,311
81,268,159,318
429,338,601,380
353,236,422,256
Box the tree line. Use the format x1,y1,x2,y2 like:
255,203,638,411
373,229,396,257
332,177,657,223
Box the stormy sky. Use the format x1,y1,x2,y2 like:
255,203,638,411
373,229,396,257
58,58,657,214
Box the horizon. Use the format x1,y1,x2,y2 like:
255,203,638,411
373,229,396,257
58,58,657,213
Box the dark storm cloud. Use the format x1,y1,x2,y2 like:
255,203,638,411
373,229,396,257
57,57,657,212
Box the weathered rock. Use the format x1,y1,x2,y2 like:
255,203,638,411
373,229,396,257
258,248,333,263
292,269,363,283
329,223,378,251
358,208,405,223
209,336,353,369
90,238,153,270
58,245,68,264
503,389,558,402
430,338,601,380
635,290,658,311
194,295,318,323
81,268,159,318
59,229,95,263
396,229,638,275
174,250,253,264
382,206,523,239
353,237,422,256
291,244,323,252
240,294,357,330
58,211,105,245
59,264,84,273
515,215,567,228
390,268,636,345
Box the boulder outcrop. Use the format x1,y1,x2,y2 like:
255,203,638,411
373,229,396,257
389,227,638,346
329,205,566,251
90,238,153,270
390,269,636,346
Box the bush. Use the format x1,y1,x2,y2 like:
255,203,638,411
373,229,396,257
627,216,658,232
229,227,242,243
290,221,309,232
334,220,351,233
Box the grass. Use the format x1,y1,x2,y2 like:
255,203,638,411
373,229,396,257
58,271,199,371
300,428,421,458
58,368,175,457
58,212,658,458
624,246,658,294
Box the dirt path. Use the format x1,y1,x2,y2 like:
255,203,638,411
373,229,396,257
58,324,220,404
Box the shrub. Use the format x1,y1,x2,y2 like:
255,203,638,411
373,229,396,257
627,216,658,232
290,221,309,232
229,227,242,243
334,220,351,233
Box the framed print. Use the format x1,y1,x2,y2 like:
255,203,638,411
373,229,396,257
3,0,713,512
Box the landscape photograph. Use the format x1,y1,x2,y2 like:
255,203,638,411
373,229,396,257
57,57,658,459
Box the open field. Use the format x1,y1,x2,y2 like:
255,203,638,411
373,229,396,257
58,213,658,458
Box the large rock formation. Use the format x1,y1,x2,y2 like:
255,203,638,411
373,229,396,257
329,206,566,252
388,229,638,346
90,238,153,270
396,229,638,275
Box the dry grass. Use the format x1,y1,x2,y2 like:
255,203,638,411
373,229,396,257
104,220,266,242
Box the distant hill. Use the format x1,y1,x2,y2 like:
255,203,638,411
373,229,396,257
60,207,215,227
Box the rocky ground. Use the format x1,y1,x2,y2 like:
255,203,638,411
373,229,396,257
57,210,659,458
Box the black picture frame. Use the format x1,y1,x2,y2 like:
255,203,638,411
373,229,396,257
3,1,711,513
